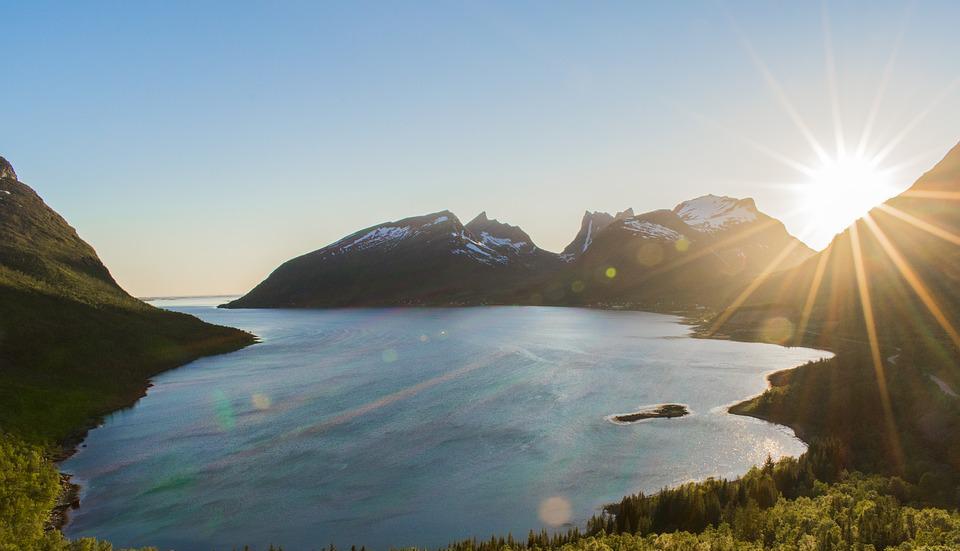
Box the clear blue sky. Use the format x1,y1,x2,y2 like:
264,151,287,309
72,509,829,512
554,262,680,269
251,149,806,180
2,1,958,296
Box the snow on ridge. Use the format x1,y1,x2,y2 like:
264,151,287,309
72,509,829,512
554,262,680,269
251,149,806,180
675,195,757,233
622,220,681,240
328,213,456,254
582,220,595,252
452,230,509,265
479,232,528,253
339,226,412,252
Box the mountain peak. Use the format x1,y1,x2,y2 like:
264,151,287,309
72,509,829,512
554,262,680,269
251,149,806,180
673,195,759,233
465,212,537,254
0,156,17,181
562,209,629,258
410,210,460,227
469,211,490,225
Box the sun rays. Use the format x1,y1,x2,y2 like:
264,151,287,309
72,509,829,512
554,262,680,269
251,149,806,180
699,1,960,472
707,1,958,250
849,222,904,470
862,214,960,351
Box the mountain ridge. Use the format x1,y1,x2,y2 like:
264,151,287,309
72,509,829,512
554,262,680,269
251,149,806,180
226,193,813,310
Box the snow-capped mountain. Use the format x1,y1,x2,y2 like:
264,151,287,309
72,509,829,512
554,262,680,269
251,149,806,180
465,212,537,256
670,194,813,273
225,211,558,308
550,197,813,309
228,194,813,309
674,195,758,233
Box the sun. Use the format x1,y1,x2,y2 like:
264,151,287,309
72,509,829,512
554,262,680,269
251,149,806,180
796,154,899,248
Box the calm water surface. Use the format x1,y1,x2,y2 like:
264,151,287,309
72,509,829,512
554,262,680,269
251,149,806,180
63,301,830,551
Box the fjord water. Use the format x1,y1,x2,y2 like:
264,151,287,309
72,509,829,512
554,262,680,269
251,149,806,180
63,301,829,551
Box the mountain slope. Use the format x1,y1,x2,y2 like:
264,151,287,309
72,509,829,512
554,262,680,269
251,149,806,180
716,143,960,488
225,211,560,308
560,208,634,261
230,194,813,310
0,157,254,444
546,196,814,309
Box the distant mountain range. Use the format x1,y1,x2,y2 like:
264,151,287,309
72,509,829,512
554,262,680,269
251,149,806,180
225,194,812,309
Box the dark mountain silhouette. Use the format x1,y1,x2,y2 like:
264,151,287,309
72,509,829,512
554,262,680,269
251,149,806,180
542,196,813,309
224,210,560,308
228,194,812,310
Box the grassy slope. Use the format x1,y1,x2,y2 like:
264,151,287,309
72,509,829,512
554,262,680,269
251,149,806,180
0,166,255,446
0,285,254,445
0,159,253,549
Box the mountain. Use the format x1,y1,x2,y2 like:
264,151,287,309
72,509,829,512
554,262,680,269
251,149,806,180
230,194,812,311
672,195,814,274
224,210,560,308
546,195,814,309
560,208,634,260
0,157,254,444
716,143,960,486
465,211,556,263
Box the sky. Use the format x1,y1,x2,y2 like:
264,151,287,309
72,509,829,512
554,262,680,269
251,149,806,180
2,1,959,297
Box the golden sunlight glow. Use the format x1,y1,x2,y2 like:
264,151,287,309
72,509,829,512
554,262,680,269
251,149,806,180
849,223,904,471
797,155,898,246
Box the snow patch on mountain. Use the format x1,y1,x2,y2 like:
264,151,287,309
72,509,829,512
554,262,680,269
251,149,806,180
453,232,509,265
582,219,597,252
478,232,527,252
339,226,412,252
622,220,682,240
674,195,757,233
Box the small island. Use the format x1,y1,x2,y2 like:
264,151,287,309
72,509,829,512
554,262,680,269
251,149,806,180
609,404,690,423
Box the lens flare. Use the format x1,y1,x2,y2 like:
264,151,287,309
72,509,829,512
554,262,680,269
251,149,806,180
637,243,664,267
538,496,572,527
761,317,795,344
381,348,399,363
212,390,235,431
251,393,272,411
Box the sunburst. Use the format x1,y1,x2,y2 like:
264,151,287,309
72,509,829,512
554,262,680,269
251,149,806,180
699,2,960,472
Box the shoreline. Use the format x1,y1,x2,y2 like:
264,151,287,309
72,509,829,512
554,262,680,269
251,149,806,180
50,337,257,532
685,312,838,452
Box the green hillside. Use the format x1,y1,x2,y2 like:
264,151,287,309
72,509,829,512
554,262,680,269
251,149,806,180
0,158,255,445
